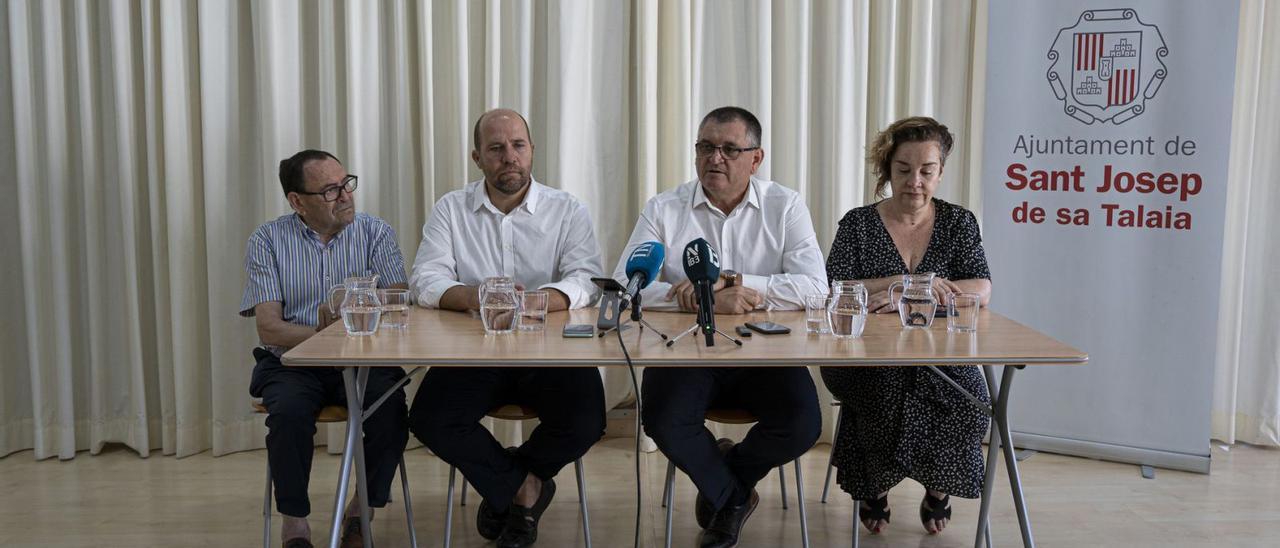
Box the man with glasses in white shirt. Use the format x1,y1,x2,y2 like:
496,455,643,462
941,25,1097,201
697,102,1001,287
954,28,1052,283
408,109,606,548
614,107,826,548
242,149,410,548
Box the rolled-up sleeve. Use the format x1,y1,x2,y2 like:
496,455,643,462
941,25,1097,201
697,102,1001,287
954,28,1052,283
409,201,465,308
240,231,283,317
758,197,828,310
370,222,408,287
540,201,604,309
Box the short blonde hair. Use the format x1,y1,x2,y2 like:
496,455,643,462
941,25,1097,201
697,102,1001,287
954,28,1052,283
867,117,954,198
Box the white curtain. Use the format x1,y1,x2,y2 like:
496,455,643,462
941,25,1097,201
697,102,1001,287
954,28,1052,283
1212,0,1280,447
1,0,1272,461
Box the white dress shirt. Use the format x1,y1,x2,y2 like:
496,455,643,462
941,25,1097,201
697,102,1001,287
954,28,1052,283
410,179,604,309
613,176,828,311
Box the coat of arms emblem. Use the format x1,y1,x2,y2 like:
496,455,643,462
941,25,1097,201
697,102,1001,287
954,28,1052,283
1046,8,1168,125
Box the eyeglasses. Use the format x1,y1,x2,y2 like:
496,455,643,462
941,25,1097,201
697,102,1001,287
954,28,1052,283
694,142,759,160
295,175,358,202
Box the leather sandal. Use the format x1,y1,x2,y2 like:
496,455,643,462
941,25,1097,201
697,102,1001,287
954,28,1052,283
859,493,890,534
919,492,952,534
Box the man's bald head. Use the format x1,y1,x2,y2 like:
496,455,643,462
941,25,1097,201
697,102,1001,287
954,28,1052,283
473,109,533,151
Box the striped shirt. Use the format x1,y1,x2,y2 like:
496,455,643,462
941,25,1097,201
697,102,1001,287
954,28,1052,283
240,212,407,353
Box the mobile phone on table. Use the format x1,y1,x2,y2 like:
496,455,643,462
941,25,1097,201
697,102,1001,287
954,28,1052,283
744,321,791,335
562,324,595,338
734,325,753,338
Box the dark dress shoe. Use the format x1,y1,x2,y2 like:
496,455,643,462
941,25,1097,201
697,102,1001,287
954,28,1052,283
698,489,759,548
496,477,557,548
697,438,738,529
477,498,508,540
340,516,365,548
283,538,314,548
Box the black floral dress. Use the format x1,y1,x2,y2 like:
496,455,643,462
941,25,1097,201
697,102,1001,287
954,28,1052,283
821,198,992,499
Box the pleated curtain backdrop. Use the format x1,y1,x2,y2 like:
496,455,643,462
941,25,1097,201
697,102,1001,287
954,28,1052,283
1,0,1274,461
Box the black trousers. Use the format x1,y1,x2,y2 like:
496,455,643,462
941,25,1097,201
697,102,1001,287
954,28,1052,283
641,367,821,512
250,348,409,518
409,367,606,512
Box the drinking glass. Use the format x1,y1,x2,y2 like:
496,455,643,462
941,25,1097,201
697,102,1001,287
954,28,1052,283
804,294,831,334
517,290,549,332
379,289,411,330
947,293,980,333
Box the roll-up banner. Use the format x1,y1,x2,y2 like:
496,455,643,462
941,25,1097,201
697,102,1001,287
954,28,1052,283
981,0,1239,472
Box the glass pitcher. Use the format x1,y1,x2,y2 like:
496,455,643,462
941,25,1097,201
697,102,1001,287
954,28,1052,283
827,280,868,339
888,272,937,329
479,277,519,334
328,274,382,336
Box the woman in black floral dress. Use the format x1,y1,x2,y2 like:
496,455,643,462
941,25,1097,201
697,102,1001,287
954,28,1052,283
821,117,993,536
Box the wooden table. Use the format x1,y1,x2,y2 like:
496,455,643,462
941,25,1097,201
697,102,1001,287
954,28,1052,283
284,307,1086,548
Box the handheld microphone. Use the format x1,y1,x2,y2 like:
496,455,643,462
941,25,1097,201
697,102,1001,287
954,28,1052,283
681,238,721,345
621,242,665,309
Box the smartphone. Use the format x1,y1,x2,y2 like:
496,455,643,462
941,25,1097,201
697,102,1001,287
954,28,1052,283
562,324,595,338
744,321,792,335
590,277,626,292
734,325,753,338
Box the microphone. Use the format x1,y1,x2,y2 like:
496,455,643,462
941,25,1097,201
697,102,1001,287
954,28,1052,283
681,238,721,345
621,242,665,309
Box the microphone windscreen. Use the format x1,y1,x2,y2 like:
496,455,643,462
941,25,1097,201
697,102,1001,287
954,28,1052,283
624,241,665,288
681,238,721,283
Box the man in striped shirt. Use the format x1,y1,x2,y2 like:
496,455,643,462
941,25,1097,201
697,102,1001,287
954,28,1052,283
240,149,409,548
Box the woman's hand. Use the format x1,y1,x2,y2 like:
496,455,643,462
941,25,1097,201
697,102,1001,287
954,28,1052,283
932,277,964,306
868,290,896,314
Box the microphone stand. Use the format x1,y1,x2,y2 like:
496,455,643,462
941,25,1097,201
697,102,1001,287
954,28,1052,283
598,291,668,340
667,280,742,347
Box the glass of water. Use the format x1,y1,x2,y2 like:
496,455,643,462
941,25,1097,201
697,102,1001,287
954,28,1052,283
947,293,980,333
379,289,410,330
480,278,519,335
804,293,831,334
517,290,549,332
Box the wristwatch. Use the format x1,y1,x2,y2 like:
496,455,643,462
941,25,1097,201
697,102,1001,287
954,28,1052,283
721,270,741,288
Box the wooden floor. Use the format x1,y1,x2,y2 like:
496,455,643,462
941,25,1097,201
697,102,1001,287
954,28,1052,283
1,438,1276,547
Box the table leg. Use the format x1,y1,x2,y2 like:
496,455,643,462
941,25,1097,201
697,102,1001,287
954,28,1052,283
328,367,361,548
976,366,1003,548
994,365,1034,547
346,367,374,548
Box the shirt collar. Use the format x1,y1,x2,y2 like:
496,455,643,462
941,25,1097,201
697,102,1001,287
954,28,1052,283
468,178,542,215
693,176,761,215
291,212,325,241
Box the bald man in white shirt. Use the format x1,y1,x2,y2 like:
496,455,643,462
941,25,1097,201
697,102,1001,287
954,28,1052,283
408,109,606,548
615,107,825,548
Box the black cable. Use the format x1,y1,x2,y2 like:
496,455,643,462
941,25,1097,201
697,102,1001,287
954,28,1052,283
615,326,642,548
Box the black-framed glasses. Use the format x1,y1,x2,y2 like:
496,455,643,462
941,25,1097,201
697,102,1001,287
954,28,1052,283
295,175,358,202
694,142,759,160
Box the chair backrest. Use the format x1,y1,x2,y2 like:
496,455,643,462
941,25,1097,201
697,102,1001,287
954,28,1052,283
251,402,349,423
705,408,758,425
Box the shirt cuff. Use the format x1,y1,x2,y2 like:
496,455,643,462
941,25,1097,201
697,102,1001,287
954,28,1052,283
420,279,465,309
741,274,770,310
539,281,590,309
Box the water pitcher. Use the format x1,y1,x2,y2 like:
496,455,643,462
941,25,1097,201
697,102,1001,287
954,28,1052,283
827,280,868,339
328,274,382,336
888,272,937,328
479,277,519,334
